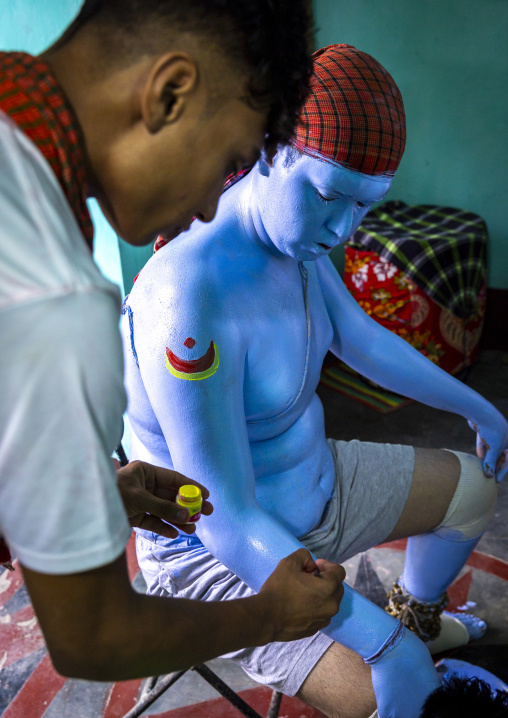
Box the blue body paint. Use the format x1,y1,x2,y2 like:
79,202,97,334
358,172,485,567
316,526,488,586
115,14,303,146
122,110,508,718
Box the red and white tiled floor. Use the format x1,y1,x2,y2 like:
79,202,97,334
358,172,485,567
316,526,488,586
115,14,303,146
0,534,329,718
1,528,507,718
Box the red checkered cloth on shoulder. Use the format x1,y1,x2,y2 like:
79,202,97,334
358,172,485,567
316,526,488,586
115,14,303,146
293,44,406,177
0,52,94,248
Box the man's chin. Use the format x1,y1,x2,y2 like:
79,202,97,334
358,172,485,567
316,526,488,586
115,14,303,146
126,225,176,247
121,223,189,247
94,197,163,247
120,231,158,248
159,227,182,242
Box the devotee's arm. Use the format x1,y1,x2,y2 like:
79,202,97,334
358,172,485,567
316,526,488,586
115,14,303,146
316,257,508,481
130,263,350,595
132,268,317,586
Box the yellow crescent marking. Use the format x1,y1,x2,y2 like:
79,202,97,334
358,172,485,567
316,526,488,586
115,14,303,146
165,343,220,381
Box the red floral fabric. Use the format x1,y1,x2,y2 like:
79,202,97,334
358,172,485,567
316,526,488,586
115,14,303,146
344,247,486,375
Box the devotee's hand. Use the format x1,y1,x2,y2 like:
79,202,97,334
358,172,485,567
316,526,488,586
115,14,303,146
258,549,346,642
116,460,213,538
467,410,508,481
370,628,440,718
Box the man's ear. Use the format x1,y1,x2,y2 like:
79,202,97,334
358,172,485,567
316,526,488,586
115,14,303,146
141,53,198,134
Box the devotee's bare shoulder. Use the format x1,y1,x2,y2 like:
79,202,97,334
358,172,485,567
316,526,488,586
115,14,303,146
128,216,257,338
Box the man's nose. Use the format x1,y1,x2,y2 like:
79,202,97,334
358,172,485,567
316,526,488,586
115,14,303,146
196,190,221,224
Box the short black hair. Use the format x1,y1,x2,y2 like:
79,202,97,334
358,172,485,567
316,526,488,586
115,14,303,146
420,676,508,718
59,0,313,156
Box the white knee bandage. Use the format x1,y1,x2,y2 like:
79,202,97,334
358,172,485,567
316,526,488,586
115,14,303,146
435,451,497,540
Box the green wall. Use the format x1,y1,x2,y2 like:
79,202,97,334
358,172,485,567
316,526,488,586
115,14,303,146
4,1,506,289
0,0,78,52
314,0,508,289
0,0,134,294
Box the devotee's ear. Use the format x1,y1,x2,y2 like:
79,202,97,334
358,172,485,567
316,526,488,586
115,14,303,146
258,150,274,177
141,53,199,134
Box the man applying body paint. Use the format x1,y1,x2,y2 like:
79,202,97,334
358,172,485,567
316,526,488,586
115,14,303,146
0,0,347,683
123,45,507,717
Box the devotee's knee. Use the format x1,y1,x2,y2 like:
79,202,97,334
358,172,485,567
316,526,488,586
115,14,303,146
435,451,497,540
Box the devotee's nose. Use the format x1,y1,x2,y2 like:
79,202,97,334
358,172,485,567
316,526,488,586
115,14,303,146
326,203,356,240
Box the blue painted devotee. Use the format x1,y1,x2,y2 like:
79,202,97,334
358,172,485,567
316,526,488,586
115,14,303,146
121,46,508,718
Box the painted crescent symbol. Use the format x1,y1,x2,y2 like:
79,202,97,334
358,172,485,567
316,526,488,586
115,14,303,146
165,340,219,380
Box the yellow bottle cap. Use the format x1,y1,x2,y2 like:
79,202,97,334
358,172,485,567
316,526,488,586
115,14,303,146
179,485,201,501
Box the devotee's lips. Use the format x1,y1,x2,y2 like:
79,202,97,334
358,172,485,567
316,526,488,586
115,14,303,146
318,243,332,250
166,340,216,373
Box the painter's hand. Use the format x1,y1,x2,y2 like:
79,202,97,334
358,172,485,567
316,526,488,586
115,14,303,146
468,408,508,482
117,460,213,538
259,548,345,642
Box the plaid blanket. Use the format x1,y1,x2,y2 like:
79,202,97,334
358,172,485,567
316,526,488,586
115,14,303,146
348,200,487,319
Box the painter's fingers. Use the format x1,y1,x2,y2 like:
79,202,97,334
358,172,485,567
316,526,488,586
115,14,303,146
134,514,181,539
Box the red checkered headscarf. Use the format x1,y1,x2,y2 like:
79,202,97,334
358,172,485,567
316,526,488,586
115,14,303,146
0,52,94,248
292,44,405,177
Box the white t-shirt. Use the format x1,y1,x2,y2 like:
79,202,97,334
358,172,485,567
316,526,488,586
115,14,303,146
0,111,131,574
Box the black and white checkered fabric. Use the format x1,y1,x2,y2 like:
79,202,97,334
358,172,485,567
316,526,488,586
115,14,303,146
348,200,487,318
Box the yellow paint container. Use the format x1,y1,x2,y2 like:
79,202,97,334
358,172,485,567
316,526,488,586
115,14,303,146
176,485,203,523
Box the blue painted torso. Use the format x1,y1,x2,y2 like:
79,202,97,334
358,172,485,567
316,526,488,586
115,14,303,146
123,211,336,539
